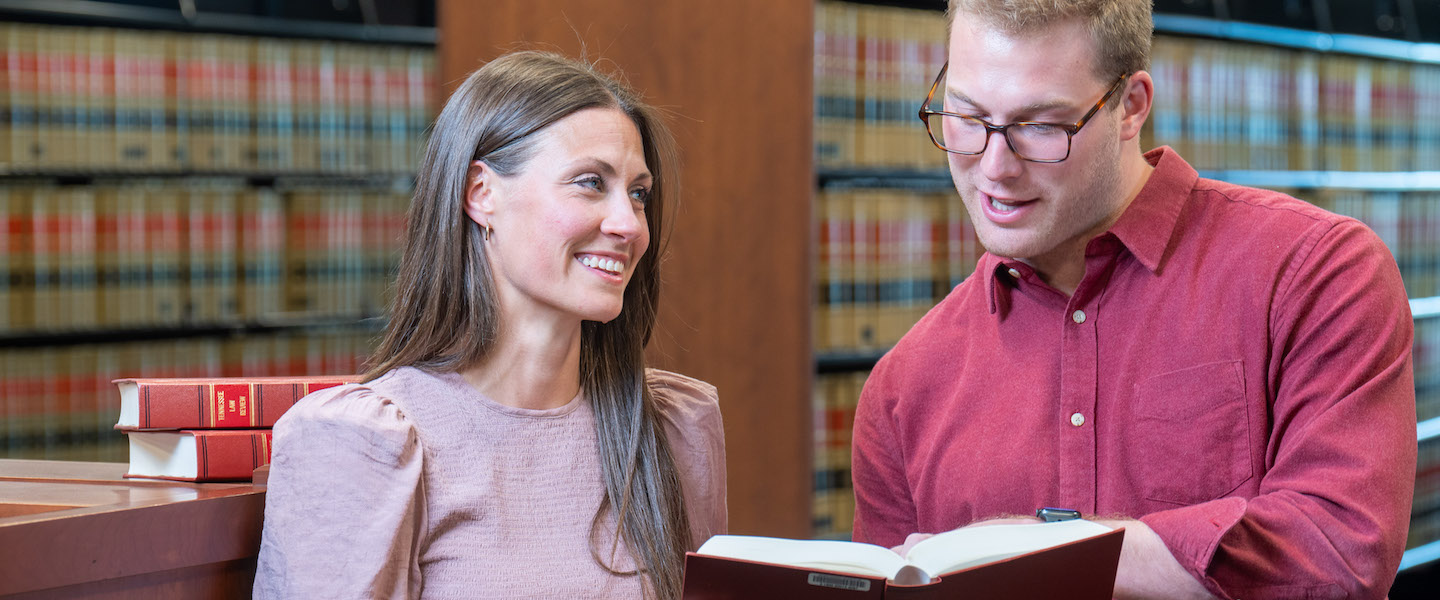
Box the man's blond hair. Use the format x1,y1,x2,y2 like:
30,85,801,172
947,0,1152,80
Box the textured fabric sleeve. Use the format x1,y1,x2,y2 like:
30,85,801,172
851,356,919,548
1143,218,1416,600
254,384,426,600
649,369,728,549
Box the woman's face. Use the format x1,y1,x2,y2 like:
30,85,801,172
476,107,652,326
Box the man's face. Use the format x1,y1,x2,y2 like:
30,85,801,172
943,16,1130,270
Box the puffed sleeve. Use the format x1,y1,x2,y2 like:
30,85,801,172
648,369,728,548
254,384,426,599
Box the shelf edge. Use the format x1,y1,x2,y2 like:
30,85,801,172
0,0,436,45
1400,538,1440,572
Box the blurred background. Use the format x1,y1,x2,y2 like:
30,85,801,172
0,0,1435,593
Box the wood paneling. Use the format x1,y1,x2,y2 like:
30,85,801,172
438,1,814,537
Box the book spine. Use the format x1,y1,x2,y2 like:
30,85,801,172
851,190,877,349
825,188,854,351
194,429,272,481
30,186,57,332
7,185,34,331
130,378,350,429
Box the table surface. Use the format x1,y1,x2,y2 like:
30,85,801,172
0,459,258,520
0,459,268,598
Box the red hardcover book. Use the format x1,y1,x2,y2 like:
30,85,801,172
682,521,1123,600
112,375,359,430
125,428,272,482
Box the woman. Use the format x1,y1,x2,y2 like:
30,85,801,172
254,51,727,599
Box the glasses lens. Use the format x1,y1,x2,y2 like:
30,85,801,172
929,114,987,154
1008,123,1070,161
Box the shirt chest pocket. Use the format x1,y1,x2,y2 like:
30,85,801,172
1131,360,1254,506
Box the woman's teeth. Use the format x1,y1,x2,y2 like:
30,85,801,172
581,256,624,274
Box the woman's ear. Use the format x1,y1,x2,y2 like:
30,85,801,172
463,159,498,228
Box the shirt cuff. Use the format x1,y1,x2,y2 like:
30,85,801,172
1139,496,1247,599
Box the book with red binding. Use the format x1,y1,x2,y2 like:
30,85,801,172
124,428,273,482
682,520,1124,600
113,375,359,430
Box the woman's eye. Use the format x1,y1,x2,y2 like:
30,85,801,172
576,176,603,191
629,187,651,206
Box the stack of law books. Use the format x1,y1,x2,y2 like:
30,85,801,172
112,375,357,482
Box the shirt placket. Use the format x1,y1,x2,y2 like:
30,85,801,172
1056,253,1113,515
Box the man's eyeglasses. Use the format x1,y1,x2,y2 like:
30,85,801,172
918,62,1130,163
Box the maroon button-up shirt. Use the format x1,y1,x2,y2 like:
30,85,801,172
852,148,1416,599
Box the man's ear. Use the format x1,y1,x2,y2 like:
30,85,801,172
1117,70,1153,141
463,159,498,228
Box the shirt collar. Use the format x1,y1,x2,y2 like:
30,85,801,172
981,254,1014,316
981,146,1195,314
1105,146,1195,274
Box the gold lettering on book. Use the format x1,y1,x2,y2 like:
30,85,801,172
239,394,248,416
218,390,226,414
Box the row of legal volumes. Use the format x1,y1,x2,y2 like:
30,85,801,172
0,329,375,463
815,0,1440,174
0,181,410,334
815,186,984,353
1149,36,1440,173
812,370,866,539
0,22,436,174
813,0,948,170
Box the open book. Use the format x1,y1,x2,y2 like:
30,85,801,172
683,520,1124,599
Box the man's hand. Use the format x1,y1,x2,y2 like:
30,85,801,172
1090,518,1218,600
888,532,934,557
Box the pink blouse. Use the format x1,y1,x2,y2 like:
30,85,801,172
254,366,727,599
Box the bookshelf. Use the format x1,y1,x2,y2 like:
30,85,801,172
0,4,437,462
810,1,1440,589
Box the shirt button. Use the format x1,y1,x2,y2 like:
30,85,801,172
1072,309,1086,324
1071,412,1085,427
1007,268,1021,279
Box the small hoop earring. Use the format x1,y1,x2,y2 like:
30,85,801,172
483,225,493,241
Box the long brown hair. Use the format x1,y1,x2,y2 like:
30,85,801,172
365,50,689,599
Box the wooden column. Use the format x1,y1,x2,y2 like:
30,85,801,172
437,1,814,537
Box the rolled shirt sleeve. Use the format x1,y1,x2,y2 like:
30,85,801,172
254,385,427,599
1143,219,1416,600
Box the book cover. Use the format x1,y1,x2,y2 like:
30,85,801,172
113,375,359,430
125,428,272,482
683,521,1123,600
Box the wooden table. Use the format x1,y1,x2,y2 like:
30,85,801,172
0,459,267,599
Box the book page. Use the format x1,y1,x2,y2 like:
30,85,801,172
115,381,139,427
126,431,197,478
904,519,1114,576
696,535,915,581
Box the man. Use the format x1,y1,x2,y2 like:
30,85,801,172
850,1,1416,599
